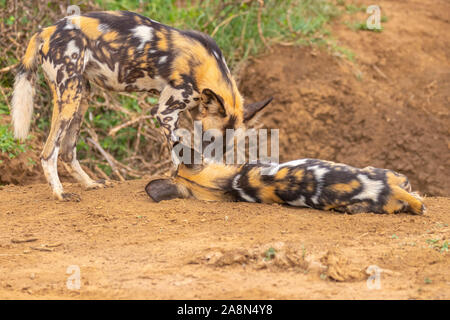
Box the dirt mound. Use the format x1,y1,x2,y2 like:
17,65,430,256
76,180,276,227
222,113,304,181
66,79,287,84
240,45,449,197
0,116,40,185
240,1,450,197
0,149,42,186
194,242,309,271
321,249,366,282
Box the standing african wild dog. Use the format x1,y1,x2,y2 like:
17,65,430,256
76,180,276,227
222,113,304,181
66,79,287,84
11,11,272,201
145,159,425,215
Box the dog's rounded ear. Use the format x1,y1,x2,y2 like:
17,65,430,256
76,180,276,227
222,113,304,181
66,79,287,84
145,179,182,202
244,97,273,122
201,88,226,117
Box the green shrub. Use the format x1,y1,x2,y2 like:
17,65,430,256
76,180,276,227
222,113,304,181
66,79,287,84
0,125,27,158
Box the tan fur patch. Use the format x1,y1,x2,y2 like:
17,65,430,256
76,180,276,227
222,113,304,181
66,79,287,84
294,169,304,181
40,26,57,55
102,31,119,42
177,163,238,190
156,30,168,51
330,180,361,193
248,168,263,188
275,167,289,180
170,32,244,124
22,33,39,68
75,17,103,40
259,185,283,203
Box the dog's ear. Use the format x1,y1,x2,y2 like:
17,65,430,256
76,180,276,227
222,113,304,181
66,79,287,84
145,179,183,202
200,88,226,117
244,97,273,122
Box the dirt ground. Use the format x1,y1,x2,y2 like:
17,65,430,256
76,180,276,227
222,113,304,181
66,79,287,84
0,181,449,299
0,0,449,299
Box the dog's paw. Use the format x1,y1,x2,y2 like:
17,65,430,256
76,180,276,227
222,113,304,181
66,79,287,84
85,179,113,190
57,192,81,202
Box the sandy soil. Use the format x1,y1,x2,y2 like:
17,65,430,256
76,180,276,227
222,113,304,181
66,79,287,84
0,180,449,299
0,0,449,299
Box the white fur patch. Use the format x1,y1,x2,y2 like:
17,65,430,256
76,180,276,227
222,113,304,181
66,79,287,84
222,56,230,73
352,174,384,202
309,166,329,204
266,159,309,175
64,40,80,60
287,196,310,208
159,56,167,64
42,58,59,82
98,23,110,33
83,49,91,68
85,59,124,91
232,174,256,202
132,25,153,51
67,147,96,187
41,146,63,194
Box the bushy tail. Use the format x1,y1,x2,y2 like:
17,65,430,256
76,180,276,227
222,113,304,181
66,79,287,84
11,33,40,140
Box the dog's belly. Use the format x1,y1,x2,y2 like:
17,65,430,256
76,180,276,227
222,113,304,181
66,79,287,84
84,56,167,93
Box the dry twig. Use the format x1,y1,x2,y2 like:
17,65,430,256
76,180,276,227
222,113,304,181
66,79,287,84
257,0,270,51
86,137,125,181
11,238,38,244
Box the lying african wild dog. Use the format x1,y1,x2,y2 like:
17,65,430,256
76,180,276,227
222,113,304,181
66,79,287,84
145,159,425,215
11,10,272,201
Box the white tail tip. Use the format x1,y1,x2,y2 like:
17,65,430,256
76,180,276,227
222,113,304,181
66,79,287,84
11,72,34,140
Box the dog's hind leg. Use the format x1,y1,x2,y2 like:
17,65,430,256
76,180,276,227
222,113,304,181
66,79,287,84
59,84,111,190
41,78,84,201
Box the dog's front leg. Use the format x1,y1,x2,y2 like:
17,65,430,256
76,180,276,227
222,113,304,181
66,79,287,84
151,86,198,148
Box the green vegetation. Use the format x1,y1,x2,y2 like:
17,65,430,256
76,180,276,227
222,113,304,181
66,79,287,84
0,125,27,158
264,247,276,261
426,239,449,253
346,20,384,32
95,0,340,69
343,3,366,14
0,102,9,115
